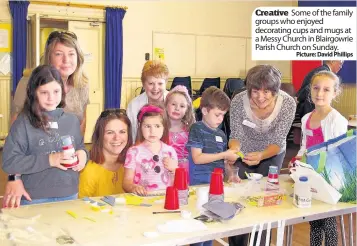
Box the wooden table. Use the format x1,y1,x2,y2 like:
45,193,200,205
1,176,356,246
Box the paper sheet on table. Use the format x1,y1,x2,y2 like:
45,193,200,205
290,161,342,204
157,219,207,233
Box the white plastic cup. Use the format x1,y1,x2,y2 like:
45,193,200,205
226,167,240,187
196,186,209,211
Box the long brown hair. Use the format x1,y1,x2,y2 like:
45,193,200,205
90,109,132,164
22,65,66,131
135,104,169,145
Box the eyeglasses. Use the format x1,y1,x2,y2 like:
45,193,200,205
46,31,78,47
100,109,127,118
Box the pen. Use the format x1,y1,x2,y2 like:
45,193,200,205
153,211,181,214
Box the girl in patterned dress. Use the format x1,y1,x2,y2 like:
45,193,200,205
293,71,347,246
123,104,178,196
165,86,196,182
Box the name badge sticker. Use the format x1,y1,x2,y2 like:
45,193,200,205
48,122,59,129
215,136,223,142
242,120,256,129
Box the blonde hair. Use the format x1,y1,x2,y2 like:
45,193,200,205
311,71,342,97
141,60,169,84
165,89,195,130
42,33,88,88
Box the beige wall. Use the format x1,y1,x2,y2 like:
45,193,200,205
5,0,295,77
0,0,355,117
118,1,296,77
0,0,11,21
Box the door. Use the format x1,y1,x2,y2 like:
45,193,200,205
68,21,104,143
29,13,40,68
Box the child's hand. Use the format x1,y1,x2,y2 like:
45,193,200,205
132,185,147,196
72,150,87,172
163,157,178,172
49,152,68,170
224,149,239,162
3,180,31,209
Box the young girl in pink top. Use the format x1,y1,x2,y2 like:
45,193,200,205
293,71,348,246
123,104,178,196
165,86,195,181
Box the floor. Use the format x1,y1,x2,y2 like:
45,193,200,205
0,143,355,246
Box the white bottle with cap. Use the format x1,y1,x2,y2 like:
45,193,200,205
293,176,312,208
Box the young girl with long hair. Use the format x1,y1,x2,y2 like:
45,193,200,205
122,104,178,196
2,65,87,206
294,71,347,246
165,85,195,180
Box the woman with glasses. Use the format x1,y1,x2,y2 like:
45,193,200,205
4,30,90,208
79,109,132,198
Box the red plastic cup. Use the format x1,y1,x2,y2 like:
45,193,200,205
209,172,224,195
164,186,180,210
213,168,223,174
174,168,188,190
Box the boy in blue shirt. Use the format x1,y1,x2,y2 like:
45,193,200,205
187,86,238,246
187,86,238,185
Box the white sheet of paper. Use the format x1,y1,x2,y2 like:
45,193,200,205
0,53,11,75
0,29,9,48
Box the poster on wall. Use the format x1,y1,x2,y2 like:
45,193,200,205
0,23,12,52
0,53,11,75
154,47,165,62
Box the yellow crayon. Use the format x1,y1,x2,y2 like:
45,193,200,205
66,210,78,219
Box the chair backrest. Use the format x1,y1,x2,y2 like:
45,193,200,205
231,87,247,100
199,77,220,95
170,76,192,96
223,78,245,99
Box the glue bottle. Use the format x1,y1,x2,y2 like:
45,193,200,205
293,176,312,208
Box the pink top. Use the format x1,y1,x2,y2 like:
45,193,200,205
124,142,178,191
306,112,325,149
169,130,189,181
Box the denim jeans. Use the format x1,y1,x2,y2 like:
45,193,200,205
21,193,78,206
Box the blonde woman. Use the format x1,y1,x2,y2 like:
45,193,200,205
12,30,89,135
4,31,89,208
